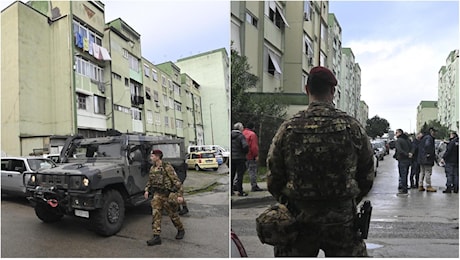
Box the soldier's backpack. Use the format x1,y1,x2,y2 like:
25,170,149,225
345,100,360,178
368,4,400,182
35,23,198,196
256,203,298,246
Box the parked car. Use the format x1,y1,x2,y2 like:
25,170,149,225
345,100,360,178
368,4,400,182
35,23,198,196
1,156,56,196
186,151,219,171
188,145,229,164
371,140,386,161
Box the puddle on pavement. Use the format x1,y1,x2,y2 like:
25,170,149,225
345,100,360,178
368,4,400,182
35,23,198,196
366,243,384,250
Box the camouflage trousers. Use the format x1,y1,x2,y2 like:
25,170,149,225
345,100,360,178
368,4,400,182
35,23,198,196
274,220,368,257
151,192,183,235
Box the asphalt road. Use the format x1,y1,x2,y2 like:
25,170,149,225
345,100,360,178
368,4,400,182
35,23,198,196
231,150,459,257
1,170,229,258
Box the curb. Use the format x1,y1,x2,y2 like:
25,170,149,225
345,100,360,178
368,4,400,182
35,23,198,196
231,194,275,208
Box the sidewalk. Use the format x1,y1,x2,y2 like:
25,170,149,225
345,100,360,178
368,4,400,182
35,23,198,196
231,181,274,207
183,164,229,194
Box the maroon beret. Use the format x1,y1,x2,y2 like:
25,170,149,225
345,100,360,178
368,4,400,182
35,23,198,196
307,66,337,87
151,149,163,156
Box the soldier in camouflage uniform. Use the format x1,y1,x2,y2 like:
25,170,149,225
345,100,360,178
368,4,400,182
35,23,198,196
266,66,375,256
144,149,185,246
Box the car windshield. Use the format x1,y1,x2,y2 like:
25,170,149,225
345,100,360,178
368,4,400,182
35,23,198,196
27,159,56,171
72,142,122,159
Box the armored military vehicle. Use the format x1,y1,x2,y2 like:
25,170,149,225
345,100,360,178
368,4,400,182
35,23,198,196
25,133,187,236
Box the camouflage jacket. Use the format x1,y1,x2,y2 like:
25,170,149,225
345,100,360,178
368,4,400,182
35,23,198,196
145,161,183,197
267,102,374,211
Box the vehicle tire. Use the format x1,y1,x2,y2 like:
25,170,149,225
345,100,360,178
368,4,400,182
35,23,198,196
91,189,125,236
195,165,201,171
35,203,63,223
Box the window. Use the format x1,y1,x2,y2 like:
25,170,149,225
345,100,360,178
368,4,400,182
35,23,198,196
146,110,153,124
122,49,129,59
152,69,158,81
246,12,258,28
153,90,159,102
128,53,139,72
176,119,183,129
112,72,121,81
125,78,129,87
162,75,167,86
265,1,289,28
75,56,103,82
144,64,150,77
163,95,168,107
304,1,311,21
321,22,328,43
132,108,142,120
267,49,282,76
77,93,88,110
145,87,151,100
169,97,174,109
73,20,102,50
174,101,182,112
304,34,313,58
93,95,106,114
174,84,181,96
154,112,161,125
164,116,169,127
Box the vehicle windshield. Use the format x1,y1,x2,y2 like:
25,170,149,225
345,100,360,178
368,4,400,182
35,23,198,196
152,144,181,159
27,159,56,171
71,142,122,159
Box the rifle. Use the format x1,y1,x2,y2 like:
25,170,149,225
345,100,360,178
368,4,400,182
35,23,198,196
356,200,372,239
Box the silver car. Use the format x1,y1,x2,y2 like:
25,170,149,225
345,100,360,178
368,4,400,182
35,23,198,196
1,156,56,196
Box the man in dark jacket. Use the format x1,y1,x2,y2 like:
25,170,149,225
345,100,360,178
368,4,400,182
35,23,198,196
231,122,249,196
395,129,412,194
417,127,437,192
409,132,423,188
441,131,459,193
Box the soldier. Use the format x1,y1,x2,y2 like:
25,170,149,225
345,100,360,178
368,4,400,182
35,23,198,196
144,149,185,246
266,66,375,256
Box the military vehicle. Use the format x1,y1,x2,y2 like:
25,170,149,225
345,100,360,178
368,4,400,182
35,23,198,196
24,133,187,236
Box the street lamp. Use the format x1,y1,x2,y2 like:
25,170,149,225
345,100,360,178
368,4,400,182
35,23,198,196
209,103,215,145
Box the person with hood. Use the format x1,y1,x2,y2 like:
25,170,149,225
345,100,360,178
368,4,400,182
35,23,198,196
395,129,412,194
417,127,437,192
231,122,249,196
441,131,459,193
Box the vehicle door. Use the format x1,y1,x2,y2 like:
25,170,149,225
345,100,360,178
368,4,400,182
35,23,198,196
1,159,27,194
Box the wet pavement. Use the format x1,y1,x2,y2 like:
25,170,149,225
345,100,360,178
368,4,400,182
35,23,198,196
231,150,459,257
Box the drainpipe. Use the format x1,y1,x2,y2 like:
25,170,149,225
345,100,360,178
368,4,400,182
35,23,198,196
109,30,115,130
70,3,77,135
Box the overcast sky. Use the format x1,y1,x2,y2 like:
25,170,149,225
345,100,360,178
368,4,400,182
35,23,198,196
329,1,459,133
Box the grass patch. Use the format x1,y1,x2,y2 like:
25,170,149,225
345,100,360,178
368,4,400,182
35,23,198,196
185,182,220,195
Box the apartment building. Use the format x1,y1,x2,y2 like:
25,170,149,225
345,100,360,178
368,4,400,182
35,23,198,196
176,48,230,149
416,101,439,132
438,49,459,132
357,100,369,128
231,1,367,119
1,1,204,156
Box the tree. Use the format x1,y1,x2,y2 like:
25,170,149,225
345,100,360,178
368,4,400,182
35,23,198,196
366,115,390,138
420,120,450,140
231,49,288,165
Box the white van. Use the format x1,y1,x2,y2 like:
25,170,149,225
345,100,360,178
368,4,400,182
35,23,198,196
188,145,229,162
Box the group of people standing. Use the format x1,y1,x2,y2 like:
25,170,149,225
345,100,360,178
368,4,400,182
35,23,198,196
394,127,459,194
231,121,263,196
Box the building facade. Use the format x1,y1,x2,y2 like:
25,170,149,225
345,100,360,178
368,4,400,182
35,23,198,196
1,1,209,156
176,48,230,149
438,49,459,132
231,1,367,120
416,101,439,132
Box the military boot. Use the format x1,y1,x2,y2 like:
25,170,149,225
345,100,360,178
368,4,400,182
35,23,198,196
147,235,161,246
418,186,425,191
175,229,185,240
179,206,189,216
442,187,453,193
426,186,437,192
